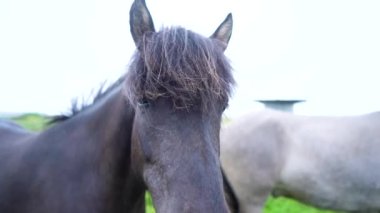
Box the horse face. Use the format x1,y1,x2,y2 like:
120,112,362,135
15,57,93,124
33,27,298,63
131,97,228,213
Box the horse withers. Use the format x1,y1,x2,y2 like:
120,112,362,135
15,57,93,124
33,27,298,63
221,109,380,213
0,0,235,212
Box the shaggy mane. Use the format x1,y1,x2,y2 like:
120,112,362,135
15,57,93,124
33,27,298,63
125,26,234,110
50,77,125,123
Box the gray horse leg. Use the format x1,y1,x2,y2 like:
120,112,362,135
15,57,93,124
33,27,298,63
240,204,265,213
236,181,274,213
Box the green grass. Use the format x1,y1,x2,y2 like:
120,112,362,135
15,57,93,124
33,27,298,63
7,113,338,213
11,113,50,131
145,192,155,213
264,196,338,213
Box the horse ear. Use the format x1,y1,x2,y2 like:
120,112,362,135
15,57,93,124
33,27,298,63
130,0,156,46
211,13,233,51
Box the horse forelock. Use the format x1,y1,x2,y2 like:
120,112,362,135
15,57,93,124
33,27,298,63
124,26,234,110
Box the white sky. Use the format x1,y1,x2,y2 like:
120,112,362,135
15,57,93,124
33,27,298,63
1,0,380,117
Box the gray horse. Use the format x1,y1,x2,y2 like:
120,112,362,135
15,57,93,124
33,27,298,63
221,109,380,213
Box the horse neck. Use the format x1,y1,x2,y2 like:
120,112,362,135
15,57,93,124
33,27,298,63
58,84,135,169
42,85,145,210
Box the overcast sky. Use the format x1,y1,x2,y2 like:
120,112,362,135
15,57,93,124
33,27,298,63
1,0,380,117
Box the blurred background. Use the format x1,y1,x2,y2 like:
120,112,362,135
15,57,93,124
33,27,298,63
1,0,380,118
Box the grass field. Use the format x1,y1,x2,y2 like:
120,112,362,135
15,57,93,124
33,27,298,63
8,113,338,213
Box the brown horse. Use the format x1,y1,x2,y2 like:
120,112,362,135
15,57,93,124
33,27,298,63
0,0,236,212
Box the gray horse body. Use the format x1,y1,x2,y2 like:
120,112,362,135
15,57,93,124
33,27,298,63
221,109,380,213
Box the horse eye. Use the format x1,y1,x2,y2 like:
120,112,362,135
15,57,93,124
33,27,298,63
138,98,150,108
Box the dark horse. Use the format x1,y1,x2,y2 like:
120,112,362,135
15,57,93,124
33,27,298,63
0,0,237,212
